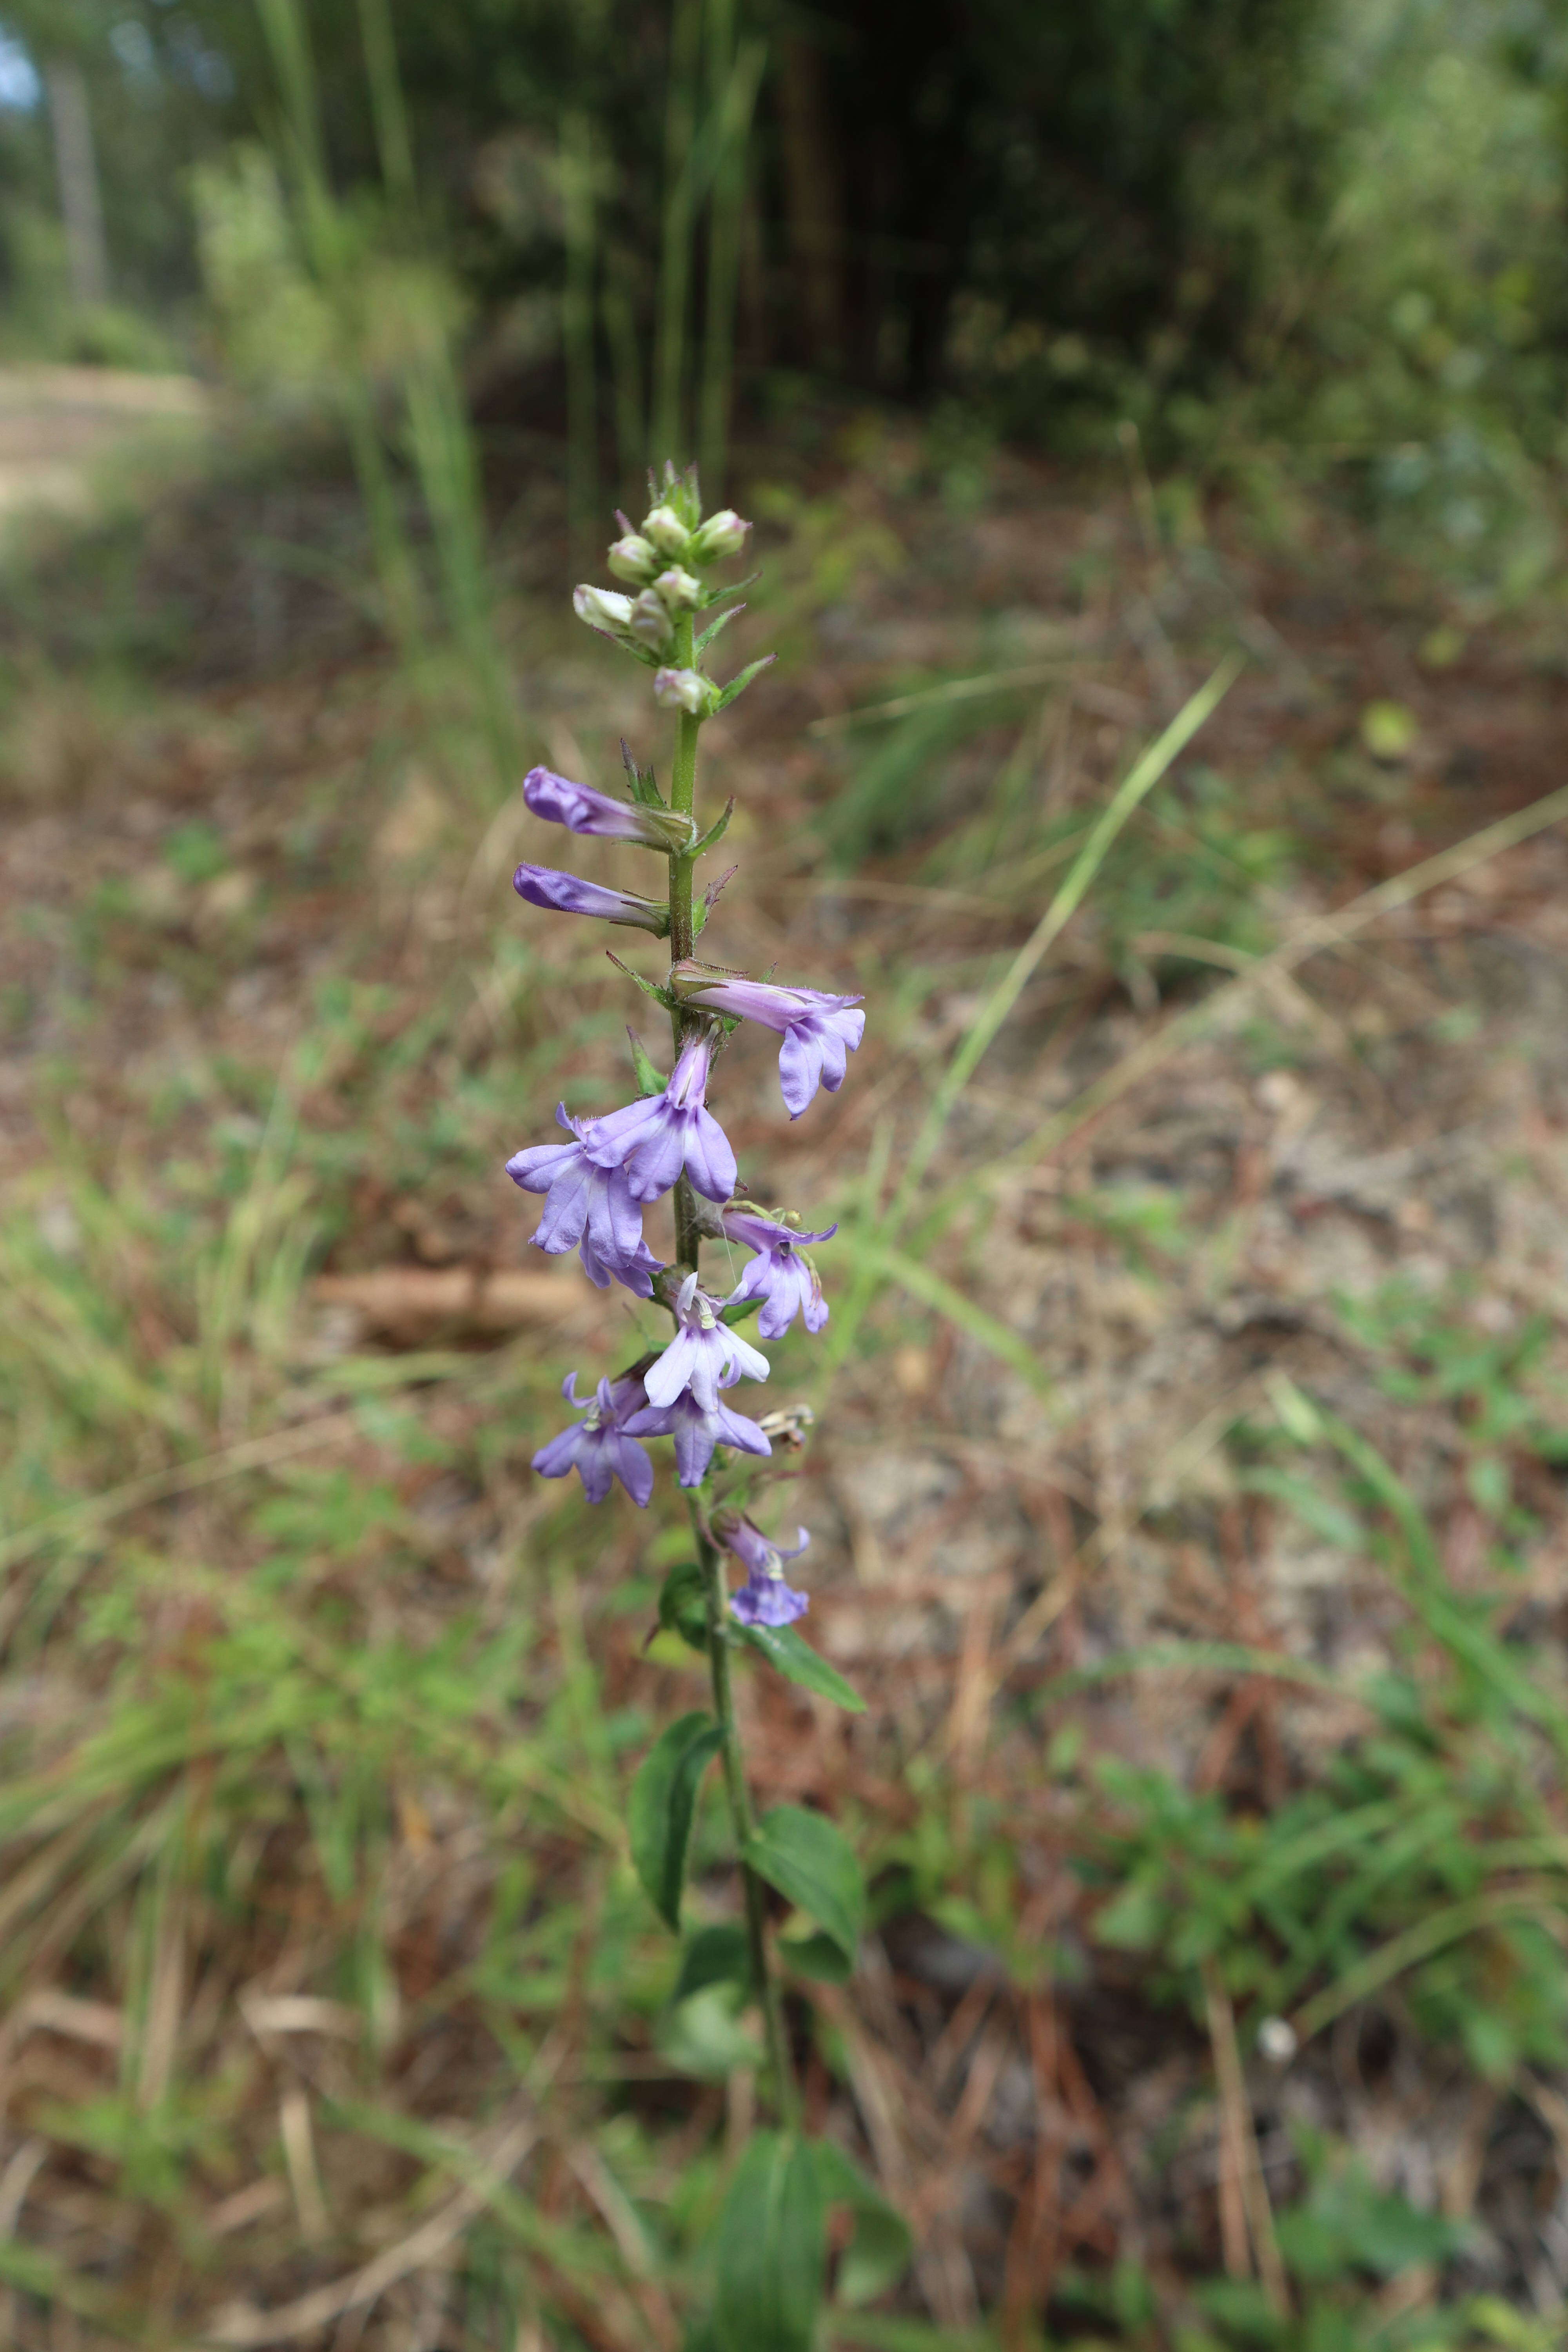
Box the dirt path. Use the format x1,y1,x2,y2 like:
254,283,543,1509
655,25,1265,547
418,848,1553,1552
0,364,209,520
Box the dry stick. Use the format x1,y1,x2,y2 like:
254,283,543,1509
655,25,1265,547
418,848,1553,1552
1203,1958,1288,2317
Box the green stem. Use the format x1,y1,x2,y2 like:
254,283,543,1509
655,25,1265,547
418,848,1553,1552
695,1507,800,2127
667,608,703,1272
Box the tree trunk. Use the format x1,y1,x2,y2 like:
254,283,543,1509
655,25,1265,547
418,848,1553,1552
46,60,109,309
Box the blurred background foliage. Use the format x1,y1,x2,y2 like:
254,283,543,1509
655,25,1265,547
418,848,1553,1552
4,0,1568,592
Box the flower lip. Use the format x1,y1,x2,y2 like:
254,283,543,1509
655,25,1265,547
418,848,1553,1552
532,1368,653,1505
714,1511,810,1626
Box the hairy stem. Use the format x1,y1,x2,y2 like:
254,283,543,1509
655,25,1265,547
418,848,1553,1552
668,606,703,1272
695,1506,800,2126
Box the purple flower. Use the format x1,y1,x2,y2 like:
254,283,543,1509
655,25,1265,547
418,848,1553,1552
624,1389,771,1488
506,1106,662,1297
523,765,695,853
586,1034,737,1205
533,1372,654,1505
671,964,865,1118
513,864,669,935
721,1210,836,1339
643,1271,769,1413
715,1513,810,1626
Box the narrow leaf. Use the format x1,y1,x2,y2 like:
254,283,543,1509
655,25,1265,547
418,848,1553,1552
697,603,747,653
607,950,678,1009
714,2131,825,2352
630,1711,722,1929
736,1621,867,1713
715,652,776,713
812,2140,913,2308
746,1804,866,1965
690,797,735,858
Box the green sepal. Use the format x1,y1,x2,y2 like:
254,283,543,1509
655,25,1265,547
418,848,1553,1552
745,1804,866,1968
657,1559,710,1653
621,739,666,807
715,653,776,713
734,1621,866,1714
696,603,746,652
690,798,735,858
713,2131,825,2352
627,1029,667,1098
719,1293,763,1327
629,1711,723,1930
778,1930,853,1983
673,1920,753,2004
811,2141,912,2307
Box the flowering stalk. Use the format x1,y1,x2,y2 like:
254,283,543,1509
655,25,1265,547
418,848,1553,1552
505,467,870,2180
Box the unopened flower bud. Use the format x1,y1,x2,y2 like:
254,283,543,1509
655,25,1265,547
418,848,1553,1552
653,566,701,611
629,589,675,652
691,509,750,562
607,534,659,584
573,584,636,637
654,666,719,717
643,503,691,557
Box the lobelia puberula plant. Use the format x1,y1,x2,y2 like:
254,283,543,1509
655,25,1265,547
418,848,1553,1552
505,465,909,2349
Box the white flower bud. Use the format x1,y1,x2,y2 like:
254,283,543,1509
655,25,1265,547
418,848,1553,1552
573,584,636,635
691,508,750,562
654,666,719,717
606,534,659,584
642,503,691,557
652,566,701,611
628,588,674,652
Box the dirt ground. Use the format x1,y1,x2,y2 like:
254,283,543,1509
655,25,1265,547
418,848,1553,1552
3,431,1568,2343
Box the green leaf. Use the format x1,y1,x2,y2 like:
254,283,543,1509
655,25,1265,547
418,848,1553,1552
674,1921,753,2004
811,2140,912,2307
629,1712,722,1930
736,1621,867,1714
690,797,735,858
715,652,776,713
658,1559,710,1653
719,1292,764,1327
714,2131,825,2352
779,1929,853,1983
695,603,746,654
627,1028,668,1097
746,1804,866,1966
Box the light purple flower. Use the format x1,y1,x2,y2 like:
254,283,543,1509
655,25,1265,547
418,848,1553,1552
586,1034,737,1205
523,765,695,853
623,1389,771,1488
722,1210,836,1338
506,1106,662,1297
533,1371,653,1505
512,864,669,935
671,964,866,1118
643,1271,769,1413
715,1513,810,1626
